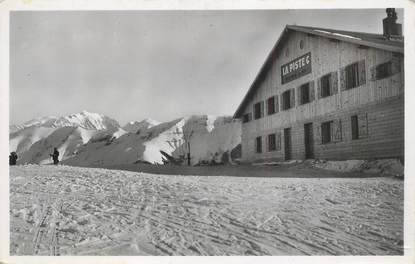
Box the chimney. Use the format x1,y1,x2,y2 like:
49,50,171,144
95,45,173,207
383,8,403,40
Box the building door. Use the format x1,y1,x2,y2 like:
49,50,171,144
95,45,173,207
284,128,292,160
304,123,314,159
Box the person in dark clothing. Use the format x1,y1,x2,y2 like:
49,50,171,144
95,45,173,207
9,152,18,165
50,148,59,165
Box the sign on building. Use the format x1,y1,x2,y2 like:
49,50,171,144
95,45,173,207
281,52,312,84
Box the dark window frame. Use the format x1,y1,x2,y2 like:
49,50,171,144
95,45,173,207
256,136,262,153
321,121,332,144
351,115,359,140
267,96,276,115
282,90,291,110
254,102,261,120
345,62,359,90
375,61,393,80
242,113,251,123
320,74,331,98
268,133,276,152
300,82,310,105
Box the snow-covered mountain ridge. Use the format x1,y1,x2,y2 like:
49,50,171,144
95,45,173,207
10,112,241,166
10,110,120,133
122,118,161,133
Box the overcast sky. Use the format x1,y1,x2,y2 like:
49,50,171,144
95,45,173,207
10,9,403,126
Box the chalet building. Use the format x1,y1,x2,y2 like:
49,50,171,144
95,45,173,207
233,9,404,162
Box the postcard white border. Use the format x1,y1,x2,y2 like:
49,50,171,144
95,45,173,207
1,0,414,263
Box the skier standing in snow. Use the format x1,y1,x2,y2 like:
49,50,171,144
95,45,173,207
9,152,18,165
50,147,59,165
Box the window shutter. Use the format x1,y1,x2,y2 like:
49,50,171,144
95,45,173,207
358,60,366,86
315,123,322,144
358,113,369,138
266,98,271,115
276,132,282,150
309,81,315,102
290,88,295,108
340,67,346,91
369,66,376,81
330,71,339,95
331,119,342,142
275,95,279,113
296,86,302,105
391,57,401,75
265,135,269,151
260,101,265,117
317,77,322,99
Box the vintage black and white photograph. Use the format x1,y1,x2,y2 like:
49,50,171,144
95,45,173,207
4,2,410,259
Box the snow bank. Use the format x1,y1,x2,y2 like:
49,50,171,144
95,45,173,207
312,160,366,172
311,159,404,177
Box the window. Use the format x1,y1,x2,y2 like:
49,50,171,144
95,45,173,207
243,113,252,123
320,74,331,97
319,72,338,98
351,113,368,139
268,134,276,151
254,102,264,120
370,57,401,81
321,121,332,144
300,83,310,104
376,61,392,80
345,62,359,89
299,40,304,49
343,61,365,90
267,96,276,115
351,115,359,139
282,89,294,110
256,136,262,153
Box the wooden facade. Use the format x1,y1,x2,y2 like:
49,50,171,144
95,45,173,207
234,26,404,163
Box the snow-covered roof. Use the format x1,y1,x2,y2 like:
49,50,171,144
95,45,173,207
233,25,404,118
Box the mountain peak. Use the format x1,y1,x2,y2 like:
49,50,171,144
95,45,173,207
11,111,120,132
122,118,160,133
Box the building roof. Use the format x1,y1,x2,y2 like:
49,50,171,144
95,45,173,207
233,25,404,118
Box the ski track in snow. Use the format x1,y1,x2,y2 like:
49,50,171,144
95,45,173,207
10,165,403,256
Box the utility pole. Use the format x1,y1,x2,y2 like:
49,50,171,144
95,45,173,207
184,130,194,166
187,141,191,166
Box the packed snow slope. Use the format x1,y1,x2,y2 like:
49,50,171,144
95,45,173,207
10,165,403,256
63,115,241,166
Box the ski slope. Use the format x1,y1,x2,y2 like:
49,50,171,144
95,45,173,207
10,165,403,256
